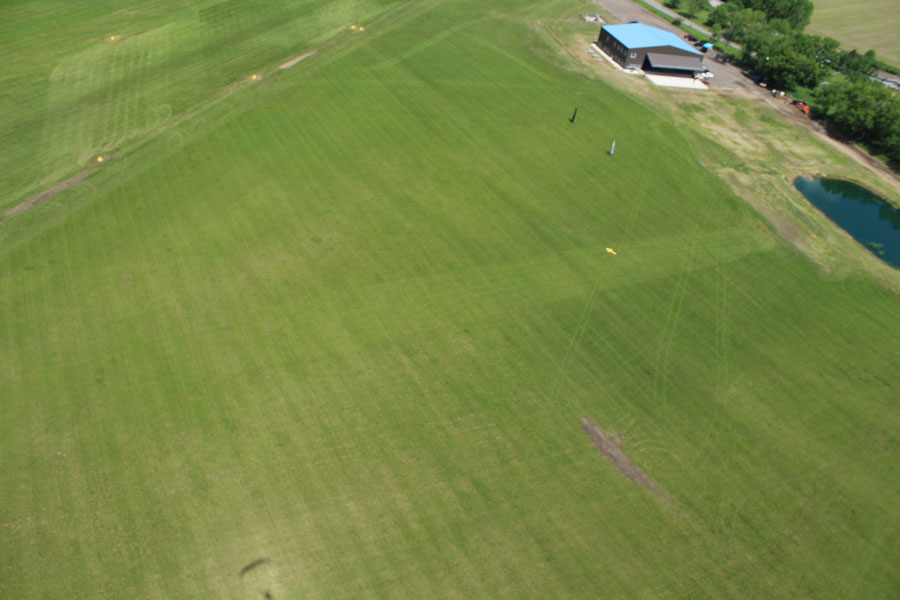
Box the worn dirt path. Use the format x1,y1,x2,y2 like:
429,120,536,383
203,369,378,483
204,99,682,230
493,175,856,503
1,168,96,226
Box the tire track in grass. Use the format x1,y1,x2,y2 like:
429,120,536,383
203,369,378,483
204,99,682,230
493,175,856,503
714,267,730,399
542,168,649,415
545,260,617,413
370,20,474,71
560,186,661,406
652,240,696,407
0,169,96,225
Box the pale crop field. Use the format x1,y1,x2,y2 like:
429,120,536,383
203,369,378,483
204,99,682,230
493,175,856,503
809,0,900,66
2,0,900,598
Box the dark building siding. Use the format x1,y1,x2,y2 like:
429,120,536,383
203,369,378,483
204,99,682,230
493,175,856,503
597,28,702,71
598,28,638,68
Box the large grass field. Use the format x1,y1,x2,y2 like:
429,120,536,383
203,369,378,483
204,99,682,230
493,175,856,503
809,0,900,67
3,0,900,597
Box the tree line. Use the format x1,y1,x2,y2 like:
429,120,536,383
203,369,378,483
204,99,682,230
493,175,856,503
705,0,900,169
815,79,900,168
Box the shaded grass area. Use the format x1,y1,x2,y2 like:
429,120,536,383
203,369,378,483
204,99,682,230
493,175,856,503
2,0,900,598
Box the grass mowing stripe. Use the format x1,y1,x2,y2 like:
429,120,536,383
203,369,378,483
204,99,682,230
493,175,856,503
2,0,900,597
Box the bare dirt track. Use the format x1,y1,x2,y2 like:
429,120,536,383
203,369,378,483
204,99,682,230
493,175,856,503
581,417,659,491
1,168,96,226
279,50,316,70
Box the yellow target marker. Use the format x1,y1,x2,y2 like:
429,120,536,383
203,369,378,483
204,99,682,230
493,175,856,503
96,156,104,163
605,247,617,255
109,35,117,41
251,74,258,80
359,26,365,31
350,25,357,29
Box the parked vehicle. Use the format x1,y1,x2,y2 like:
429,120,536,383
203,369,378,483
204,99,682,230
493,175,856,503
791,100,810,114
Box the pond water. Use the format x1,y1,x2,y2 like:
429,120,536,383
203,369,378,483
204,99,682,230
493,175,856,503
793,177,900,269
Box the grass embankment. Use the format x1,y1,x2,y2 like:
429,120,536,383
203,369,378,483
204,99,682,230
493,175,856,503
2,0,900,598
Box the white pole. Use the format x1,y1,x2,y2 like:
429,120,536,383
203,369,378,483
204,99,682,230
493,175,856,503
610,140,616,155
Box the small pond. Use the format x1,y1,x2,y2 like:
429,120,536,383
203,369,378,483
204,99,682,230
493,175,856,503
794,177,900,269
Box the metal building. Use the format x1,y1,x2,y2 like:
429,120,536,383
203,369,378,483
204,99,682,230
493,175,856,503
598,23,703,75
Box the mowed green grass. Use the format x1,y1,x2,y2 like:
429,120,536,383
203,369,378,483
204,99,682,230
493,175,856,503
3,0,900,598
809,0,900,66
0,0,394,212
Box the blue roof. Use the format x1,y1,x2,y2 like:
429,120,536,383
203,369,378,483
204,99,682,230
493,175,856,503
603,23,701,55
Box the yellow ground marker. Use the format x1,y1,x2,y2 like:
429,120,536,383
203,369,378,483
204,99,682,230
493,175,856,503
251,74,259,80
96,156,104,163
605,247,617,255
350,25,357,29
109,35,117,41
359,26,365,31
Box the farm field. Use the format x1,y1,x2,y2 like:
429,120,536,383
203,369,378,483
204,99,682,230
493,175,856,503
809,0,900,66
2,0,900,598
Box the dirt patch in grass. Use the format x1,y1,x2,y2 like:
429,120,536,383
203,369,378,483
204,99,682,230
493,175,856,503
279,50,316,70
1,168,96,226
581,417,659,491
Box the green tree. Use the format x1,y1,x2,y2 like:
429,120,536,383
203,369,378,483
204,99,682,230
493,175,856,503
814,77,900,169
687,0,706,19
707,3,766,42
743,0,814,30
839,49,878,77
741,33,826,89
